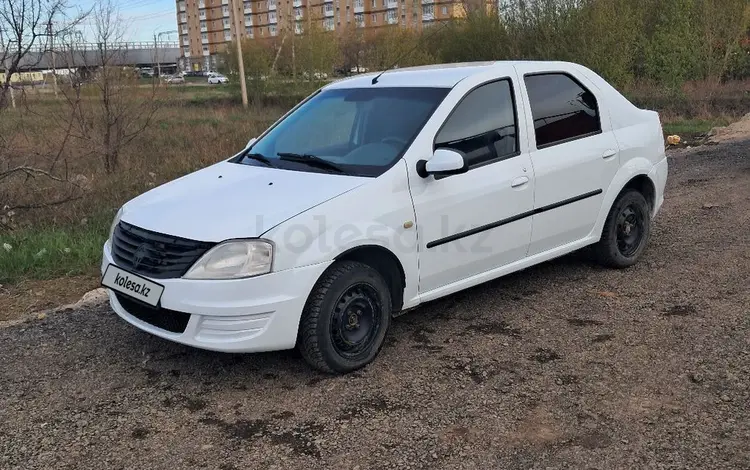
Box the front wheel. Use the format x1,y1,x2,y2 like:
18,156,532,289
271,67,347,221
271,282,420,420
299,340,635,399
595,189,651,268
298,261,392,374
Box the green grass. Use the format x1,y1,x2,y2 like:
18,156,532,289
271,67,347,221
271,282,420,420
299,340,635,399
662,118,731,137
0,216,110,284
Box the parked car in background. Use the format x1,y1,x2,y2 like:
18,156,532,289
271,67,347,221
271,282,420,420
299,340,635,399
164,75,185,85
207,73,228,84
102,61,668,374
302,71,329,80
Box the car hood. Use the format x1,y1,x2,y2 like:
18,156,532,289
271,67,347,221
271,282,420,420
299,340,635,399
121,161,369,242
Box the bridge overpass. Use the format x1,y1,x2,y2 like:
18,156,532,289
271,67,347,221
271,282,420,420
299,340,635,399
4,42,182,71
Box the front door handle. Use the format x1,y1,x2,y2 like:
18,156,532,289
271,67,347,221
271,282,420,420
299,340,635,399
602,149,618,160
511,176,530,188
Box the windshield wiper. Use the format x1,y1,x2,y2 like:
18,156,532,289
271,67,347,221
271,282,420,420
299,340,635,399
277,152,345,174
242,151,275,167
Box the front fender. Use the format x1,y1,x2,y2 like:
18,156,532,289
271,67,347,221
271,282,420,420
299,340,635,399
270,220,415,270
262,160,420,307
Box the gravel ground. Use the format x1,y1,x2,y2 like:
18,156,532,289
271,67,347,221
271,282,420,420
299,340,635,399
1,140,748,470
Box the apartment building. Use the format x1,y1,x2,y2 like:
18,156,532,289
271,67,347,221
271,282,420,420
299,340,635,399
177,0,492,71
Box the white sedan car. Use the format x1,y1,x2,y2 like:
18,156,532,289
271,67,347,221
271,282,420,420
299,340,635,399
101,61,668,373
164,75,185,85
207,73,228,84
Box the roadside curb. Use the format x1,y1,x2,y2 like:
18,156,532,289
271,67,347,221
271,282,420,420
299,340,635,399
0,288,108,329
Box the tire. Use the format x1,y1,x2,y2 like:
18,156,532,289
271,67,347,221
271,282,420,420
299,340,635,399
298,261,392,374
595,189,651,268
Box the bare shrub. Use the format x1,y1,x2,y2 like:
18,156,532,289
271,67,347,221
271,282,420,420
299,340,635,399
0,0,88,230
55,0,161,174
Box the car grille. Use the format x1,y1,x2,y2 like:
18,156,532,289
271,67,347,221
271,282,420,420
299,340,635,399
111,221,214,279
115,293,191,334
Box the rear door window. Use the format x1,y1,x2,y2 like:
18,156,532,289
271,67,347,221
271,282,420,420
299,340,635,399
524,73,601,148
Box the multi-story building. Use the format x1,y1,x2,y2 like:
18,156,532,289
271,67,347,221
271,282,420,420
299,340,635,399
177,0,492,71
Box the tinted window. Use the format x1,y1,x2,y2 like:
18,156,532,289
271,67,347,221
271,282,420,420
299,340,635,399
240,87,449,177
435,79,518,167
524,73,601,148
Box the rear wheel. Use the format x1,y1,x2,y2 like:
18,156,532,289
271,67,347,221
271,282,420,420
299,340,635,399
595,190,651,268
298,261,392,374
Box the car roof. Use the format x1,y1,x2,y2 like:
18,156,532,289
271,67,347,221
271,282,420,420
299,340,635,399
325,60,582,89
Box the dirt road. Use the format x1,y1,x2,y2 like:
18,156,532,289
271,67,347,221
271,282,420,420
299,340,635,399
1,140,748,470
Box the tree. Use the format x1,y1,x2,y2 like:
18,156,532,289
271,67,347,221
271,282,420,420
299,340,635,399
338,28,368,73
695,0,750,83
0,0,88,228
294,14,339,79
563,0,641,87
224,38,275,104
0,0,86,108
725,26,750,80
435,7,509,64
365,26,435,70
58,0,161,173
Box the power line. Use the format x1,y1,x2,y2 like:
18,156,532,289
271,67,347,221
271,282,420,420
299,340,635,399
118,0,159,9
128,9,176,20
75,9,175,25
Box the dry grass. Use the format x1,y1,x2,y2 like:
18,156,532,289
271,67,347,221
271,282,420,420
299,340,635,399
625,79,750,122
2,89,285,229
0,86,285,289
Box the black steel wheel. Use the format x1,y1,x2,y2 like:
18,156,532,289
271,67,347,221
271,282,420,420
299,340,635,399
330,283,382,360
595,189,651,268
298,261,392,374
615,205,645,257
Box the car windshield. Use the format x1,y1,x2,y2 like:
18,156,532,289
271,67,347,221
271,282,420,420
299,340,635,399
236,87,449,177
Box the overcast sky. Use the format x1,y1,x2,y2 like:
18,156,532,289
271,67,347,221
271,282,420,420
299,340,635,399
73,0,178,43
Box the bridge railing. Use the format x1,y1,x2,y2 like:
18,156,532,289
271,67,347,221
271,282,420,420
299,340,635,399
3,42,182,70
19,41,180,53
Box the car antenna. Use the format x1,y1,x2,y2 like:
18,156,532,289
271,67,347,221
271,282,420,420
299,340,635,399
371,21,451,85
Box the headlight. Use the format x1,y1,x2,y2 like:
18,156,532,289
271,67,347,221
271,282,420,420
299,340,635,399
109,208,123,242
183,240,273,280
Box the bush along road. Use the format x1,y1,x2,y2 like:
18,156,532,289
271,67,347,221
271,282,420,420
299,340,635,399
1,139,748,470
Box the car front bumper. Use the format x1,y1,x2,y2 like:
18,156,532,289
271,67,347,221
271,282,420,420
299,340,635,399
101,242,331,353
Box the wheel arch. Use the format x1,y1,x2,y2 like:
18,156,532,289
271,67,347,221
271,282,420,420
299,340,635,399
334,245,406,313
620,174,657,214
592,159,659,241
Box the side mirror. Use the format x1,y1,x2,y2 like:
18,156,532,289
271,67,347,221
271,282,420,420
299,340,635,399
246,137,256,149
416,148,468,178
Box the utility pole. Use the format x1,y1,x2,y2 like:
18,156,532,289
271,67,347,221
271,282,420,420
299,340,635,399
156,35,162,77
290,1,295,81
271,34,286,75
153,32,159,78
48,20,58,98
155,30,177,80
231,0,248,108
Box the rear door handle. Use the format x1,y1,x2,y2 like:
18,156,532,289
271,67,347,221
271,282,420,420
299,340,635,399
511,176,530,188
602,149,618,160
